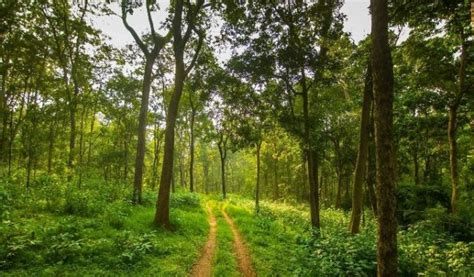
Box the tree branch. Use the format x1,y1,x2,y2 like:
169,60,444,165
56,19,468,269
184,31,204,76
121,0,149,56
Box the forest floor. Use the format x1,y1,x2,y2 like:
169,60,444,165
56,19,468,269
1,190,472,276
191,201,256,277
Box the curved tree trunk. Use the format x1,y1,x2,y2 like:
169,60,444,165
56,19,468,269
349,63,373,234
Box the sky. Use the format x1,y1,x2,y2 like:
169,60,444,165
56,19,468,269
89,0,372,56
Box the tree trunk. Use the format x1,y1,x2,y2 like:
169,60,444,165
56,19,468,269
178,144,186,188
154,0,204,227
448,106,459,213
203,160,209,194
151,125,162,189
302,80,319,228
155,45,186,227
132,58,154,205
78,106,86,186
47,122,55,174
0,66,7,163
189,97,196,192
255,141,261,212
273,157,279,200
334,139,342,209
368,101,378,216
449,38,466,214
349,63,373,234
67,83,78,182
124,133,129,181
87,113,95,166
218,136,227,199
413,146,420,185
371,0,398,274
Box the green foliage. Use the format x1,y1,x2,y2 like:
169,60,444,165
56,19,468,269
396,182,450,225
0,182,208,275
225,196,473,276
114,231,156,264
170,192,201,210
399,221,474,275
63,188,106,217
0,182,12,221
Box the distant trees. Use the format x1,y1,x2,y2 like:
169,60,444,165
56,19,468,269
222,0,344,228
391,0,472,214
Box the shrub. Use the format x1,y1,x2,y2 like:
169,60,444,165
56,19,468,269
170,192,200,210
63,188,105,217
33,174,64,212
103,201,132,229
114,231,156,264
0,184,11,222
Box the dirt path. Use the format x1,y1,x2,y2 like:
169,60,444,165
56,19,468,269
222,208,256,277
190,204,217,277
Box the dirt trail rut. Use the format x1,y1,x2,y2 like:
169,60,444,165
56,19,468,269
190,204,217,277
222,208,256,277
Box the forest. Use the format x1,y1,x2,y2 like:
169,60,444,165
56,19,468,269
0,0,473,276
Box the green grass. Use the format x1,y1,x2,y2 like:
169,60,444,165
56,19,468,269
212,202,239,277
0,192,209,276
225,198,302,276
224,195,473,276
1,186,472,276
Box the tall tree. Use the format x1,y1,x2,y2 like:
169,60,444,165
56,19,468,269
155,0,206,227
371,0,397,275
349,63,372,234
118,0,171,204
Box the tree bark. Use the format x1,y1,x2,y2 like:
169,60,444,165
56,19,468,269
349,63,373,234
132,58,154,205
302,78,320,228
66,81,77,182
189,95,196,192
47,122,56,174
449,38,466,214
218,135,227,199
371,0,398,274
273,156,279,200
151,125,162,189
87,113,95,167
255,141,262,212
448,106,459,213
155,58,184,227
413,147,420,185
154,0,204,227
368,101,378,216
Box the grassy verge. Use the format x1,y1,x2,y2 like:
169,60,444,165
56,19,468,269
0,192,208,276
225,198,302,276
225,195,473,276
